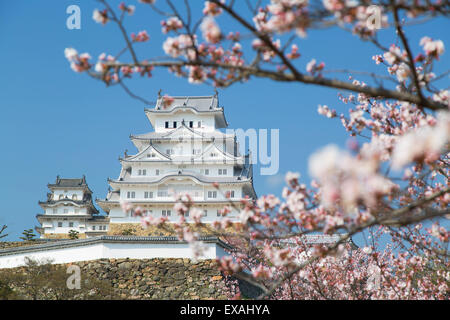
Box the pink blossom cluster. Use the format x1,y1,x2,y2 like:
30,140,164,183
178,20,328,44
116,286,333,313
252,38,281,62
131,30,150,42
309,144,398,213
93,9,109,25
306,59,325,75
118,2,135,15
163,34,197,59
200,17,222,44
64,48,91,73
203,1,223,17
161,17,183,34
256,0,310,37
392,111,450,169
161,94,175,109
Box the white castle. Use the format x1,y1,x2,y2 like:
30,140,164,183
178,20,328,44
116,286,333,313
0,93,353,268
97,93,256,227
35,93,256,239
36,176,109,239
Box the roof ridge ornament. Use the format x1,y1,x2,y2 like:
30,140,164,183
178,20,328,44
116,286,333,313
212,89,218,109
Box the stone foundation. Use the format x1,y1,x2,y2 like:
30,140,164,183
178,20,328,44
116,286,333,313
108,223,243,237
42,233,86,239
1,258,239,300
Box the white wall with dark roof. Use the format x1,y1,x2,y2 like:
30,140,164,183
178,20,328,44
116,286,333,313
0,237,229,269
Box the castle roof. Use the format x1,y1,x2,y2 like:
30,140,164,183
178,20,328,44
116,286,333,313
154,95,219,112
108,170,253,186
48,175,92,192
38,198,99,214
0,235,232,257
130,127,234,141
145,95,228,128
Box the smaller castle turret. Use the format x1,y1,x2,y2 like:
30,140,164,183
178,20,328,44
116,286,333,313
36,176,109,239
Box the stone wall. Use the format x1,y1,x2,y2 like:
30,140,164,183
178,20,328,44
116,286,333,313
108,223,242,237
79,258,231,299
1,258,239,300
42,233,86,239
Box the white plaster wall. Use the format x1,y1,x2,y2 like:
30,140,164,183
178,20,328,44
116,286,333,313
109,205,240,224
128,163,236,179
0,241,224,269
119,184,242,202
0,242,104,269
52,189,84,200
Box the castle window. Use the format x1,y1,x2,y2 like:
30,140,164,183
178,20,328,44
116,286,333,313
207,191,217,199
189,121,193,128
218,168,227,175
144,191,153,199
173,121,177,128
157,187,168,197
58,222,63,227
204,169,209,175
162,210,171,217
143,169,147,175
165,121,169,128
69,222,74,228
92,226,96,231
155,169,160,176
197,121,202,128
126,191,135,199
203,210,208,217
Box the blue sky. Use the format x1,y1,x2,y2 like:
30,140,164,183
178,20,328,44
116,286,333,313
0,1,448,243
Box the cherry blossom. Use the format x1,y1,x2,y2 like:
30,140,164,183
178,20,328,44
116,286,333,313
392,111,450,169
65,0,449,300
93,9,109,25
161,17,183,34
420,37,445,59
131,30,150,42
200,17,222,44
